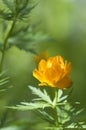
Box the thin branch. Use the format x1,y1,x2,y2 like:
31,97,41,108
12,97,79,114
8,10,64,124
0,0,18,72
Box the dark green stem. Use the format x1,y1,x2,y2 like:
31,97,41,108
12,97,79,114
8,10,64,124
0,109,9,128
53,89,59,128
0,21,15,72
0,0,18,128
0,0,18,72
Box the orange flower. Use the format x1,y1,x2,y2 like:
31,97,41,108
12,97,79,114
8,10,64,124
33,55,72,89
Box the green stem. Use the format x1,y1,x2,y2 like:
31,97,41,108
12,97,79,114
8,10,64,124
53,89,59,128
0,0,18,72
0,109,9,128
0,21,15,72
0,0,18,128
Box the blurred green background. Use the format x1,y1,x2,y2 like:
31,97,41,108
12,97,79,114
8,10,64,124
0,0,86,129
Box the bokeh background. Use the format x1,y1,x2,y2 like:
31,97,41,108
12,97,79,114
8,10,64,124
0,0,86,129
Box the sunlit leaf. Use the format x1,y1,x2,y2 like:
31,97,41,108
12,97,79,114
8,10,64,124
8,101,51,111
29,86,53,105
1,126,22,130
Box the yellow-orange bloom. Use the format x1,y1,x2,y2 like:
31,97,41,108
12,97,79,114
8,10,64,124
33,55,72,89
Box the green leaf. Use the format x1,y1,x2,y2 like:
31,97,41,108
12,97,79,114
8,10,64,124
58,89,68,103
8,101,51,111
29,86,53,105
0,0,35,21
0,126,22,130
0,71,10,92
0,77,9,86
45,127,61,130
8,28,51,52
38,110,54,124
2,0,15,12
0,9,14,21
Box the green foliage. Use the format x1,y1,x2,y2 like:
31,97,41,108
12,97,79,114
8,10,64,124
10,102,51,110
0,0,35,21
8,86,53,110
0,0,35,52
0,126,23,130
8,29,50,53
0,0,51,54
29,86,53,105
38,110,54,124
8,86,86,129
0,71,10,92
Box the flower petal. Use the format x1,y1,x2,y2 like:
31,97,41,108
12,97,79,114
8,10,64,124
38,59,47,72
33,69,44,83
55,77,72,89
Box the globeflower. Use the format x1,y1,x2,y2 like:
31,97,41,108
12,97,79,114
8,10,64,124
33,55,72,89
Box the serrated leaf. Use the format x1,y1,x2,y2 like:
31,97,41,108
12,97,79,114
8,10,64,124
2,0,14,12
76,109,84,115
58,95,68,103
28,86,53,105
58,89,68,103
0,77,9,86
38,110,54,124
8,101,51,111
0,71,10,92
58,89,63,98
0,9,14,21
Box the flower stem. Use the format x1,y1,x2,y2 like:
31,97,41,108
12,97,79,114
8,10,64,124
0,0,18,72
0,21,15,72
53,89,59,128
